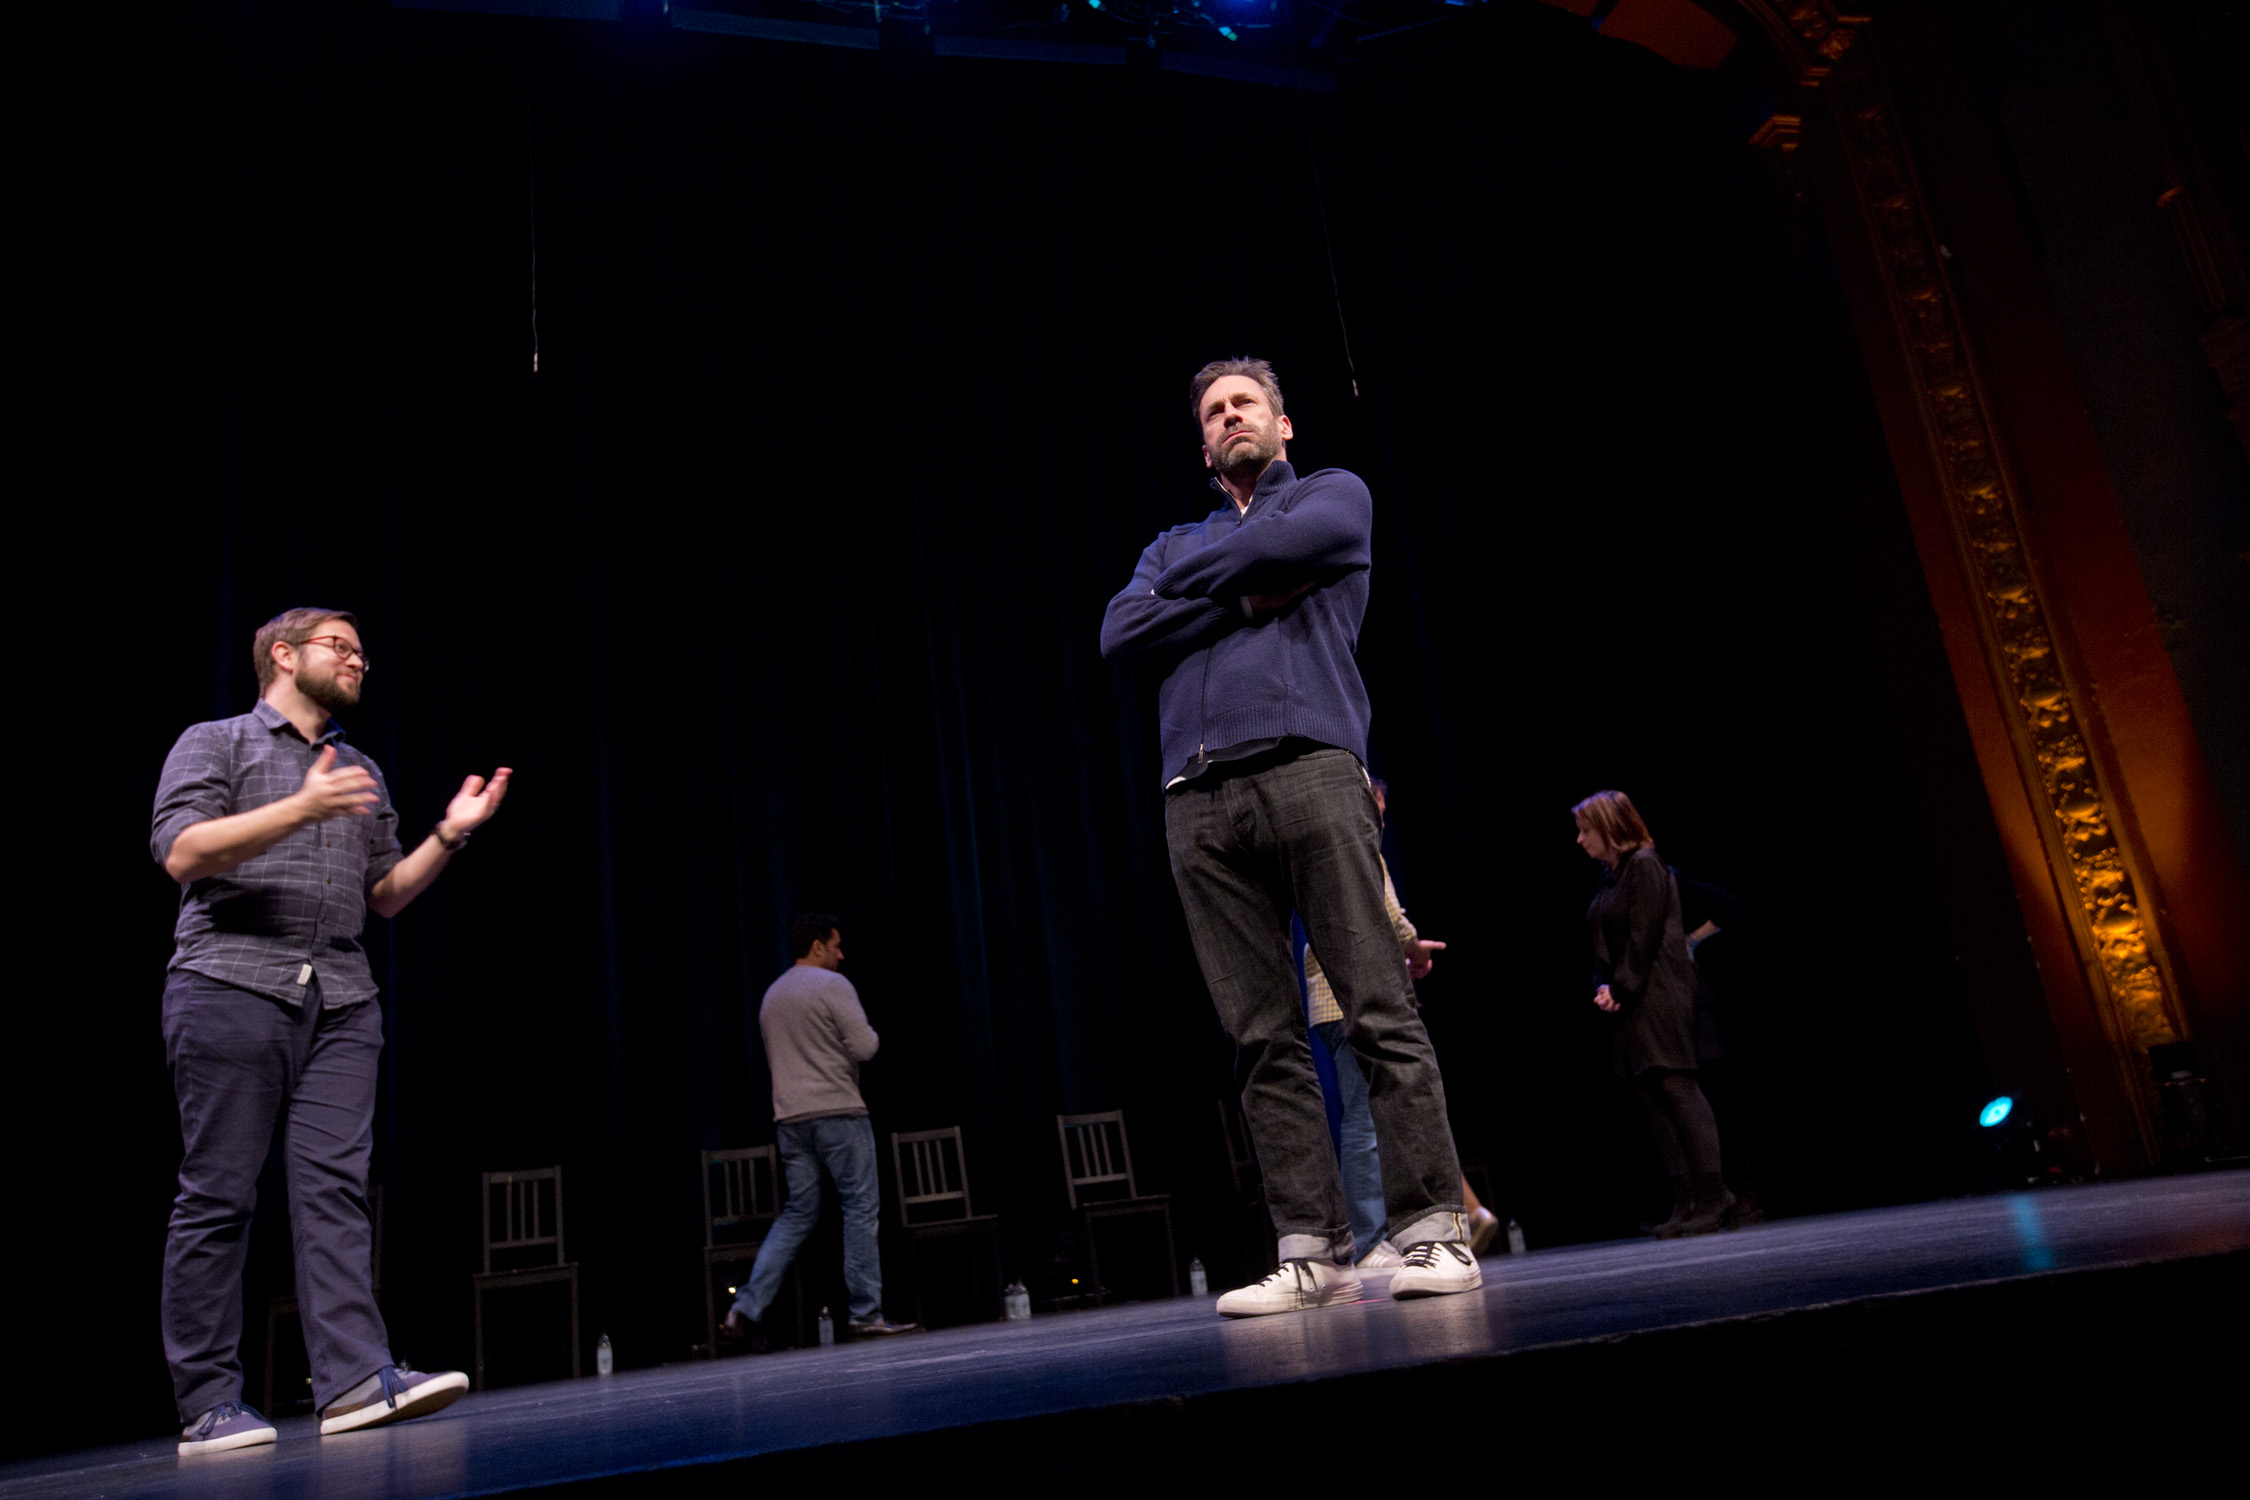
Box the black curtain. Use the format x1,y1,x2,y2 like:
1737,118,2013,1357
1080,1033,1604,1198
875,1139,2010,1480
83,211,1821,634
21,0,2005,1456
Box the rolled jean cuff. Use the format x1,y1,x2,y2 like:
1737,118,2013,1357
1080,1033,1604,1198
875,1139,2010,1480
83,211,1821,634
1392,1210,1465,1248
1277,1231,1352,1264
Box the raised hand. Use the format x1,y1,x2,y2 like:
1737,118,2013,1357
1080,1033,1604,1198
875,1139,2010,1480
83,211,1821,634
1405,937,1447,981
298,745,380,821
441,767,513,837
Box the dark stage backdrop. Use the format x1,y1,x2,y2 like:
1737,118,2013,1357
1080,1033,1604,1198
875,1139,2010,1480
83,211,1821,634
20,1,2005,1455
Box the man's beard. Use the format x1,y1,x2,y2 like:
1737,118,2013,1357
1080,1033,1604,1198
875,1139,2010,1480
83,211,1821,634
1213,426,1280,479
299,665,361,715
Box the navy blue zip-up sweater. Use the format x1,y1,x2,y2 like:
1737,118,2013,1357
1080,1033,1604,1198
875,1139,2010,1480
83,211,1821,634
1100,460,1374,785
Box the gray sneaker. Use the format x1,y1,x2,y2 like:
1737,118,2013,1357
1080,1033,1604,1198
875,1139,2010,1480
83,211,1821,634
319,1365,469,1436
179,1402,277,1456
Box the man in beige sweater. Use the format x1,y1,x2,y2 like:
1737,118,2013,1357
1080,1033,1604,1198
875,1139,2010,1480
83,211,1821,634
1302,782,1497,1269
723,913,918,1345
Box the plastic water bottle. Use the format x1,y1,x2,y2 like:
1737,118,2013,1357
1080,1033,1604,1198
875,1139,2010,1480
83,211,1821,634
1506,1218,1527,1256
817,1307,835,1346
596,1334,613,1376
1188,1258,1208,1297
1003,1278,1031,1321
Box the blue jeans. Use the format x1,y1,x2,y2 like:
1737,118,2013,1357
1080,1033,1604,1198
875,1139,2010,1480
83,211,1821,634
730,1114,883,1323
1314,1019,1388,1257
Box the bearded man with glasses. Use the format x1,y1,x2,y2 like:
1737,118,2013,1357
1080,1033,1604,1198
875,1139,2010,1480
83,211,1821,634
150,607,511,1453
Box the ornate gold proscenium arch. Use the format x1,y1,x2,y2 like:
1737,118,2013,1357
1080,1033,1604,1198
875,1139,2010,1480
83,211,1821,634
1732,0,2188,1153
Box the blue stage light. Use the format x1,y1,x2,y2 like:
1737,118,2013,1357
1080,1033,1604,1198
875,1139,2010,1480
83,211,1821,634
1086,0,1100,9
1218,24,1239,39
1979,1095,2014,1128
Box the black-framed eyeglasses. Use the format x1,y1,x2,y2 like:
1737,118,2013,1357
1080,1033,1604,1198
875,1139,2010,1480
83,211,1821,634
299,634,370,668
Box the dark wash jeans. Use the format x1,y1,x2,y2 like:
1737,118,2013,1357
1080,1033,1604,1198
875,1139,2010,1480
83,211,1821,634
1165,747,1462,1257
730,1113,884,1324
161,969,391,1421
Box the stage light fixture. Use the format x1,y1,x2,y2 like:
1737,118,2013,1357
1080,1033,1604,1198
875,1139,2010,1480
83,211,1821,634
1217,24,1238,39
1979,1095,2014,1128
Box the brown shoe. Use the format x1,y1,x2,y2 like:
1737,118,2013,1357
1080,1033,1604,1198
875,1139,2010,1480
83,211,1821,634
720,1308,770,1353
847,1315,922,1338
1466,1207,1501,1256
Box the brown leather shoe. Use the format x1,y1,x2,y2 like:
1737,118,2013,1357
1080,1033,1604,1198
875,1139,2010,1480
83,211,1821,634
720,1308,770,1353
846,1315,922,1338
1466,1207,1501,1256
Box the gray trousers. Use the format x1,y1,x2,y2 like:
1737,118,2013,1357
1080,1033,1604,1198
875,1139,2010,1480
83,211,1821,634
161,969,391,1420
1165,747,1462,1258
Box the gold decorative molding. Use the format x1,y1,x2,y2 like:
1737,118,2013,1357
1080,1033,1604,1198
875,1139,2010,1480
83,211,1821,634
1810,37,2187,1090
1735,1,1868,87
1748,112,1802,155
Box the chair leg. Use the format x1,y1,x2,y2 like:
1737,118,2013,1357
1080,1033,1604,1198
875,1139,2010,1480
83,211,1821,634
703,1259,718,1359
907,1236,926,1329
1083,1210,1105,1307
1162,1206,1179,1297
985,1224,1004,1321
568,1266,582,1379
473,1285,486,1392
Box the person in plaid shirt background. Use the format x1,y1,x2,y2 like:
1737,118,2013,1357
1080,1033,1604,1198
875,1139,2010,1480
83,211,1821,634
151,607,510,1454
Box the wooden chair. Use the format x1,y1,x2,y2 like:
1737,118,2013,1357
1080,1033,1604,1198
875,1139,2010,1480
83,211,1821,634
1217,1099,1277,1279
262,1186,383,1415
472,1167,580,1390
1057,1111,1178,1302
890,1127,1004,1327
698,1146,800,1355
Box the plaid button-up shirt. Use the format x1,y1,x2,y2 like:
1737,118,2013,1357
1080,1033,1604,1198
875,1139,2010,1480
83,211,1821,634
151,698,405,1009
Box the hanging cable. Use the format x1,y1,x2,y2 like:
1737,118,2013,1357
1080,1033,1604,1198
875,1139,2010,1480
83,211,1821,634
1299,89,1359,399
526,21,540,376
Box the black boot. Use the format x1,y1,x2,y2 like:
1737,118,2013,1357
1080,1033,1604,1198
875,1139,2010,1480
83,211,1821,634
1665,1174,1736,1238
1644,1177,1694,1237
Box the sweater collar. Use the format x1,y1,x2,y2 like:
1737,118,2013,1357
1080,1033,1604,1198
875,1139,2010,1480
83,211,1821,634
1208,458,1298,518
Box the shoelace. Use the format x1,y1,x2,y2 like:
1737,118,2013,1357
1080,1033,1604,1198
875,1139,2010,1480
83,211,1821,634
1398,1240,1473,1270
375,1366,413,1411
192,1402,259,1439
1260,1257,1329,1292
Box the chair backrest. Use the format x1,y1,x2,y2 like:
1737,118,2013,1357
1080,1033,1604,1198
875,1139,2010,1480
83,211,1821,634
481,1167,566,1273
1058,1111,1141,1211
1216,1098,1263,1199
701,1146,781,1248
892,1127,980,1225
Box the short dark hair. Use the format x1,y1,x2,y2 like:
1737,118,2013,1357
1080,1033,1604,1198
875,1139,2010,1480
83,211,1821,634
791,912,841,958
253,607,359,691
1189,357,1286,429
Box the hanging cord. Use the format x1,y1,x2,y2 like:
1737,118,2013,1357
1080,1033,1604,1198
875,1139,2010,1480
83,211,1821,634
526,21,541,376
1299,88,1359,399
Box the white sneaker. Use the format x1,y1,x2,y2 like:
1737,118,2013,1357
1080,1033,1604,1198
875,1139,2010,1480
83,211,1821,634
1355,1242,1406,1272
1214,1258,1365,1318
1389,1238,1482,1299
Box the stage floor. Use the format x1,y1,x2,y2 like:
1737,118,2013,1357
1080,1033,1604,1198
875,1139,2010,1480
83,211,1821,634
9,1171,2247,1499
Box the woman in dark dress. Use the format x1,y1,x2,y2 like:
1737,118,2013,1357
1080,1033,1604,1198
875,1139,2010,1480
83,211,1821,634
1573,790,1733,1237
